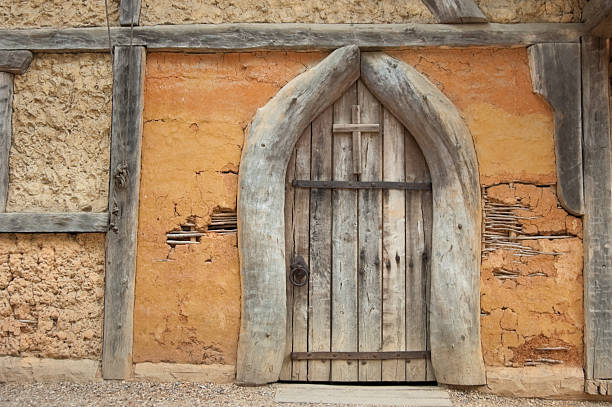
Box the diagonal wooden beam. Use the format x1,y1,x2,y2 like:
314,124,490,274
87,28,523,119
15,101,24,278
528,43,583,216
420,0,487,23
102,45,146,380
582,0,612,37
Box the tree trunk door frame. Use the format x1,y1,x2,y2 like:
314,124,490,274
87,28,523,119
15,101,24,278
237,46,485,386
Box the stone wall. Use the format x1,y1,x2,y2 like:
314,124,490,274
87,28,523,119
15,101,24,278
140,0,584,25
7,53,112,213
0,234,105,359
0,0,119,29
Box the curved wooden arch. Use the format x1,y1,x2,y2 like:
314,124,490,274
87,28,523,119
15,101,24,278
236,47,485,386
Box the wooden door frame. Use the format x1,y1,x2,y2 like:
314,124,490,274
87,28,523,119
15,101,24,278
236,46,485,386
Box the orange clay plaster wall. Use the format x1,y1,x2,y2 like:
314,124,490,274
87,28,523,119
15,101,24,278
135,49,582,373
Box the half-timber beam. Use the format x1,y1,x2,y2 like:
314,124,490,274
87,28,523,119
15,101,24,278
102,46,146,380
0,51,33,74
582,36,612,383
528,43,584,216
0,212,109,233
0,23,584,52
421,0,487,23
582,0,612,37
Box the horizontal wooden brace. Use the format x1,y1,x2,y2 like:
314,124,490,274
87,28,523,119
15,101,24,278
0,212,109,233
291,351,430,360
0,23,584,52
333,123,380,133
292,180,432,190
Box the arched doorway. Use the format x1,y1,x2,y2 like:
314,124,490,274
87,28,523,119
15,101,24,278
236,46,485,386
281,79,434,382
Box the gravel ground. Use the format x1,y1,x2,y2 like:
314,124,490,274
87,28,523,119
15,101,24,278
0,382,610,407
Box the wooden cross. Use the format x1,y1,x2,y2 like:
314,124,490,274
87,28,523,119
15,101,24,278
332,105,380,175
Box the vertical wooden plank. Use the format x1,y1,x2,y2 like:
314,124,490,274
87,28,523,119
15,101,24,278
103,46,146,380
308,108,333,382
582,36,612,380
357,81,382,381
120,0,142,26
381,108,406,382
331,83,359,381
292,127,311,381
405,130,429,382
0,73,12,212
280,149,296,381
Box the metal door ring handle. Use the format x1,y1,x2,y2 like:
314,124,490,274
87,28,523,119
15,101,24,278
289,256,309,287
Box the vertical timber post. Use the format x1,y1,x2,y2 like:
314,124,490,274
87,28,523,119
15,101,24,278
103,45,146,379
0,50,31,213
582,36,612,381
120,0,141,26
0,72,13,212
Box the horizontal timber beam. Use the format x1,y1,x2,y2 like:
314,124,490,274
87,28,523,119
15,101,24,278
0,212,109,233
0,23,584,52
0,51,33,74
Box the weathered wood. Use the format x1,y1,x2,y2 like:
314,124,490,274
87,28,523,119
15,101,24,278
292,180,431,190
357,81,382,381
331,83,359,382
0,23,583,52
361,52,485,385
528,43,583,215
381,108,406,382
351,105,362,175
292,351,429,360
120,0,141,26
308,108,333,382
405,131,430,382
291,127,311,381
102,46,146,380
582,36,612,381
279,148,296,382
0,212,108,233
236,45,360,385
0,51,33,74
332,123,379,133
582,0,612,37
0,73,12,212
421,0,487,23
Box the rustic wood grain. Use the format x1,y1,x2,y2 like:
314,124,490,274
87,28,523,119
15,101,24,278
292,127,311,381
420,0,487,23
357,81,383,381
381,108,407,382
361,52,485,385
528,43,583,215
0,212,108,232
582,36,612,381
331,83,359,382
236,45,360,385
0,23,583,52
0,73,12,212
0,51,33,74
582,0,612,37
120,0,141,26
102,46,146,380
405,131,430,381
308,108,333,382
280,148,296,381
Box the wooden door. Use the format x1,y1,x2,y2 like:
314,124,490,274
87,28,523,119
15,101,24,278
280,80,434,383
